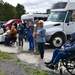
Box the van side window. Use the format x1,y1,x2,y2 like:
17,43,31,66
43,17,47,21
38,17,43,20
65,11,73,23
34,17,38,21
34,17,47,21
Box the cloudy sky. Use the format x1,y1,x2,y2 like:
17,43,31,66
3,0,75,13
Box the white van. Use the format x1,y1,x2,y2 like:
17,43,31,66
44,2,75,48
21,13,48,24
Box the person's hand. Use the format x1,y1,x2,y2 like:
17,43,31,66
33,32,39,37
33,33,35,37
35,32,39,35
61,48,64,51
7,32,10,35
33,32,36,37
61,46,64,51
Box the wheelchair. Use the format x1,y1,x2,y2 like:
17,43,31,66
4,36,17,46
55,51,75,75
9,37,17,45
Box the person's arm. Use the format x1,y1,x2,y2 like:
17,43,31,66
3,30,10,36
64,44,75,52
61,40,71,51
62,40,70,47
38,29,46,37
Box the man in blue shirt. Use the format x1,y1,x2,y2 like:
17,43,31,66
18,21,24,50
45,32,75,69
27,21,34,50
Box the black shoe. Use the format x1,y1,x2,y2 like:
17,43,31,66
46,64,55,70
44,61,53,65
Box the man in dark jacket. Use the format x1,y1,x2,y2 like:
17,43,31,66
18,21,24,50
45,32,75,69
14,22,17,29
23,21,27,41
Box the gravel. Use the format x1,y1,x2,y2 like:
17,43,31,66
0,58,27,75
0,53,70,75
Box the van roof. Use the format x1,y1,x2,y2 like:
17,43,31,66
51,2,75,11
65,2,75,10
21,13,48,19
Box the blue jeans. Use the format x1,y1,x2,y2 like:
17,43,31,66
52,48,68,65
5,35,11,45
28,36,34,50
38,43,45,59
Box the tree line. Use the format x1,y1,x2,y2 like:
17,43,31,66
0,2,26,21
0,0,50,21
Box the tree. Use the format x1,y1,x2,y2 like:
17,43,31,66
0,3,4,20
0,0,3,4
46,9,51,14
0,1,26,21
15,3,26,19
3,2,15,21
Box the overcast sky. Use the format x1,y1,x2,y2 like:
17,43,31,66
3,0,75,13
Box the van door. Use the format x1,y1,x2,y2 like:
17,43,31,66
64,11,75,35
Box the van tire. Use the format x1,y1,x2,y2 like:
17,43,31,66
50,34,64,48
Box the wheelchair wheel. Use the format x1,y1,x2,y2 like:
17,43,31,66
66,55,75,75
16,41,19,46
11,42,15,45
59,61,63,75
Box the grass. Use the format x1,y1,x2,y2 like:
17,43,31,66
22,50,34,53
18,61,27,66
25,67,49,75
13,58,49,75
0,51,13,59
0,51,49,75
0,71,6,75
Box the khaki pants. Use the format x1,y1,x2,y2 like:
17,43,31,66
34,38,39,52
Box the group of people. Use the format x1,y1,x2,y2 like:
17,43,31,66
17,19,46,60
0,21,26,47
27,20,46,60
1,19,75,70
26,14,75,70
0,20,46,60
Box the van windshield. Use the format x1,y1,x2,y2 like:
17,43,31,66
47,11,67,22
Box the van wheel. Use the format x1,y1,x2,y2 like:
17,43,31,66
50,34,64,48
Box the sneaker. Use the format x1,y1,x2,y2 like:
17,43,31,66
38,57,43,60
46,63,55,70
